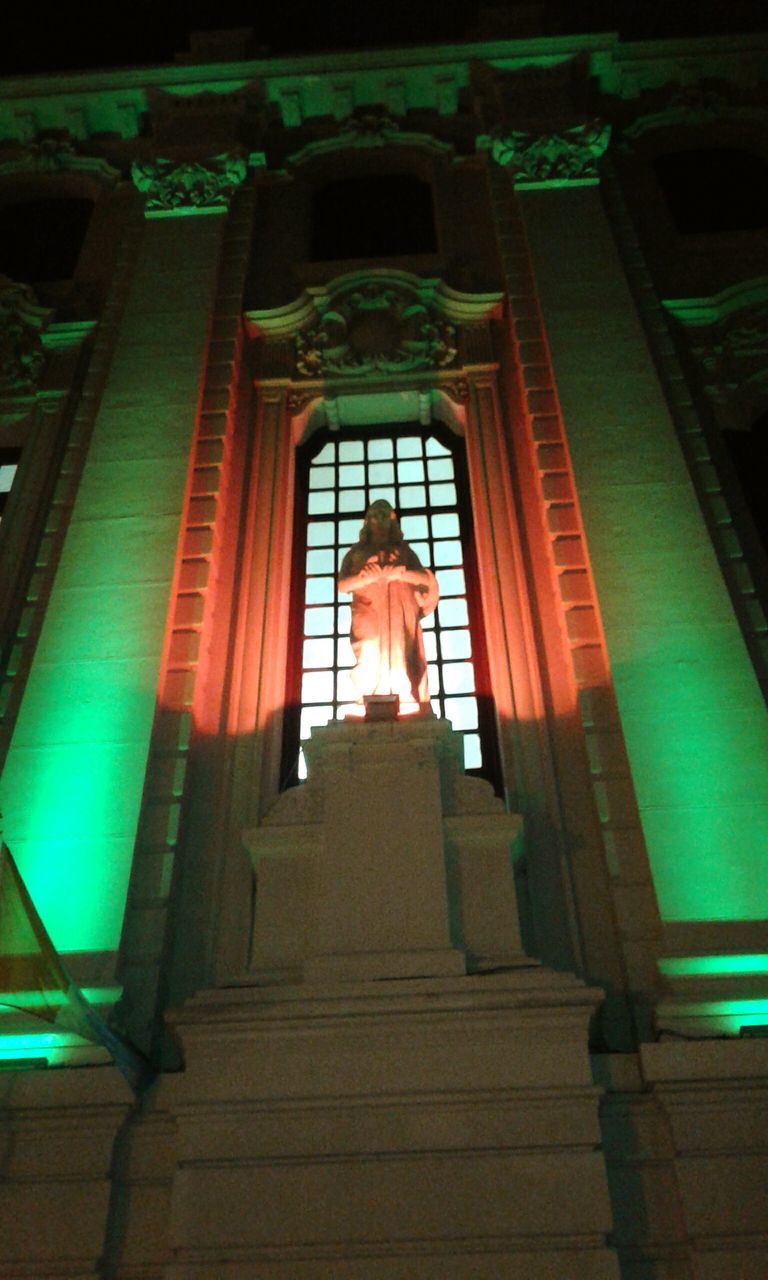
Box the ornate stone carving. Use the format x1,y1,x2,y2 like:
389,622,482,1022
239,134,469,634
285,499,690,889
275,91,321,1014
0,130,119,184
441,377,471,404
337,105,400,145
130,153,247,215
480,120,611,186
296,279,457,378
0,277,51,392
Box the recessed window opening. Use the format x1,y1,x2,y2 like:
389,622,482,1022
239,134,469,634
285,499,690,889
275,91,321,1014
0,448,21,522
724,408,768,555
654,149,768,234
284,424,499,787
311,173,437,261
0,197,94,283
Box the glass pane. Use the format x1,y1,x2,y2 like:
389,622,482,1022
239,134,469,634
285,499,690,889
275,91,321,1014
399,484,426,508
339,463,365,488
339,488,365,512
427,663,440,695
397,459,424,483
314,442,336,464
368,438,393,460
308,490,335,515
463,733,482,769
430,481,457,507
423,629,437,661
339,517,360,545
431,512,459,538
300,705,333,739
339,439,364,462
438,597,469,628
433,539,463,566
336,637,355,667
421,610,435,629
411,542,430,565
337,604,351,634
442,661,475,695
369,461,394,486
400,514,429,540
306,548,335,575
0,465,17,494
368,486,396,508
307,521,335,546
302,669,335,703
436,567,466,597
443,697,479,731
305,576,334,604
309,466,335,490
304,606,335,636
397,436,422,458
298,749,308,782
440,629,472,660
426,436,451,456
427,456,454,481
303,637,334,667
336,668,356,701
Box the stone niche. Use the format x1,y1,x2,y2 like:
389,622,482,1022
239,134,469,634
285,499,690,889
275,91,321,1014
243,716,525,985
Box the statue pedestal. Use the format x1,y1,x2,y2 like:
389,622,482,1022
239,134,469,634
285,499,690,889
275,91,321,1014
244,717,525,983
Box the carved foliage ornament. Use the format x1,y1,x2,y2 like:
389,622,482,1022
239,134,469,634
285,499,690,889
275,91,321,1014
0,277,50,392
130,153,247,215
0,130,120,184
337,106,401,146
296,281,457,379
481,120,611,186
689,307,768,400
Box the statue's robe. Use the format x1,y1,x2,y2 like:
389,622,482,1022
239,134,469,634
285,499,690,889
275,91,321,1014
339,542,438,706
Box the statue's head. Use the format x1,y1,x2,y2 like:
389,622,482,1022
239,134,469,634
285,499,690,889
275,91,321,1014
360,499,402,544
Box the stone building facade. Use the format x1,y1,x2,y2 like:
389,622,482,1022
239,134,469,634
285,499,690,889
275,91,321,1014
1,22,767,1280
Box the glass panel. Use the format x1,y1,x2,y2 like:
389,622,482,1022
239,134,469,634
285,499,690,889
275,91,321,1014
431,512,459,538
336,668,356,701
443,697,479,731
338,439,364,462
399,514,429,540
440,629,472,660
399,484,426,508
306,548,335,575
339,463,365,488
368,461,394,486
314,442,336,464
423,630,437,661
303,637,334,668
300,705,333,739
301,669,335,703
436,567,466,597
305,576,334,604
304,606,335,636
433,539,463,566
463,733,482,769
427,456,454,481
397,459,425,484
0,465,17,493
336,637,355,667
298,750,308,782
308,490,335,515
339,488,365,512
368,486,396,507
421,610,435,629
307,521,335,546
337,604,351,634
427,663,440,695
309,466,335,490
338,518,360,545
368,438,393,459
438,597,469,628
411,542,430,565
426,436,451,456
429,481,457,507
442,661,475,695
397,436,422,458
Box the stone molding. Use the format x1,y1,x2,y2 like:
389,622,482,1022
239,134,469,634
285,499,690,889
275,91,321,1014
0,130,120,186
130,152,248,216
287,104,454,167
479,119,611,187
622,83,768,143
0,276,51,393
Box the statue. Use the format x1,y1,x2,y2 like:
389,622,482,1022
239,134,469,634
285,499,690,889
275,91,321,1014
338,499,439,711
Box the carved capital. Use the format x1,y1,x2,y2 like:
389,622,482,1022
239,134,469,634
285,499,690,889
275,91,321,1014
130,153,247,216
0,277,51,393
296,277,457,379
480,120,611,187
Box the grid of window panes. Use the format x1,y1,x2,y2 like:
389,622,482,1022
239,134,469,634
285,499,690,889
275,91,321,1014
0,449,20,523
298,432,481,779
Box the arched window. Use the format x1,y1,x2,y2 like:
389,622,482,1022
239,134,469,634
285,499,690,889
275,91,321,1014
654,148,768,234
283,423,498,786
311,173,437,260
0,196,94,282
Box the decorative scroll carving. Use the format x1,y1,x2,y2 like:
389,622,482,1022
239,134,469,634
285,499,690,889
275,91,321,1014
0,276,51,392
337,105,401,145
296,279,457,378
130,153,247,215
480,120,611,186
689,309,768,401
0,130,120,184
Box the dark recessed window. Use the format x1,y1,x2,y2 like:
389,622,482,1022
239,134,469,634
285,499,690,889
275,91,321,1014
311,174,437,261
283,425,499,789
0,196,94,283
724,409,768,554
0,447,21,523
654,149,768,234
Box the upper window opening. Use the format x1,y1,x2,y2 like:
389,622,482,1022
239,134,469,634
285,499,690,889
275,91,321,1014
0,448,21,523
724,409,768,556
311,174,437,261
0,196,94,283
654,149,768,234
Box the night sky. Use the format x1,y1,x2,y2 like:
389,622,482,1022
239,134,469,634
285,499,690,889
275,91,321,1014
2,0,766,77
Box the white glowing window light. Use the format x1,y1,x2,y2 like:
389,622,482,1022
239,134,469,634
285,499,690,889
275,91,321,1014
297,432,483,780
0,450,20,523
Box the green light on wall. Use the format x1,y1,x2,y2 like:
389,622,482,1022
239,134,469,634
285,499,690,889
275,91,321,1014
659,955,768,977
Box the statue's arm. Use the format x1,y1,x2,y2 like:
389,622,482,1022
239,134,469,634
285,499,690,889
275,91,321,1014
338,557,381,593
